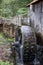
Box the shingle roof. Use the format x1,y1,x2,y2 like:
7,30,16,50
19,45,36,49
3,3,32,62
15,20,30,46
27,0,39,7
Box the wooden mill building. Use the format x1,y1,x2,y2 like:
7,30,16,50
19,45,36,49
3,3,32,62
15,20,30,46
27,0,43,33
27,0,43,45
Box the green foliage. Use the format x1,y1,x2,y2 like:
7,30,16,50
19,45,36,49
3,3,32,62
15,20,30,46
16,0,32,8
7,37,14,42
17,8,28,15
0,33,3,38
0,61,13,65
0,0,32,18
0,0,2,4
0,33,7,44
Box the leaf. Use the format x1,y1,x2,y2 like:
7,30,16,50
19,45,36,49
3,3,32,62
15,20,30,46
17,8,28,15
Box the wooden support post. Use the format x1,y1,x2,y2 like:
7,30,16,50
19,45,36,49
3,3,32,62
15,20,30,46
3,23,5,33
10,27,13,37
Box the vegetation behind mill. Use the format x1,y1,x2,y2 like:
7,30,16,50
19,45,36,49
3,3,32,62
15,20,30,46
0,0,32,18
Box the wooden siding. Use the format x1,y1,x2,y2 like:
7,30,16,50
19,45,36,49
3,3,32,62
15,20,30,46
29,1,43,34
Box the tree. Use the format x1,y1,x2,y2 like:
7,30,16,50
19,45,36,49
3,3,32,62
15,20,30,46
0,0,32,18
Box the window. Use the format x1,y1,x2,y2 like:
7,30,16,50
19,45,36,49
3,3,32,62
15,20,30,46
42,1,43,12
32,5,35,12
40,1,43,13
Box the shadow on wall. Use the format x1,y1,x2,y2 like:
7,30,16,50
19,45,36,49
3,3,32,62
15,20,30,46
35,32,43,46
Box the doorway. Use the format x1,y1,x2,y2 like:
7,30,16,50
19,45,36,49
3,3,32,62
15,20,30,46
0,24,3,33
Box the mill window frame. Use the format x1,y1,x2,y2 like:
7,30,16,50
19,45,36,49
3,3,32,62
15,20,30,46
32,5,35,12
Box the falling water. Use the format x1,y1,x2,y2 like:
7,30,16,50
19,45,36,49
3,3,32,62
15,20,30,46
16,45,23,65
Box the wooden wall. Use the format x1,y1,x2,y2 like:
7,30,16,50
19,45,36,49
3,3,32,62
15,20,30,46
29,1,43,34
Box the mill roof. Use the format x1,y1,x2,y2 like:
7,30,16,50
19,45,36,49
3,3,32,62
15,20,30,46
27,0,40,7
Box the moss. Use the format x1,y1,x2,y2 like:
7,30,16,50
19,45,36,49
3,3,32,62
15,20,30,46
7,37,14,42
0,33,7,44
0,33,3,38
0,60,13,65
